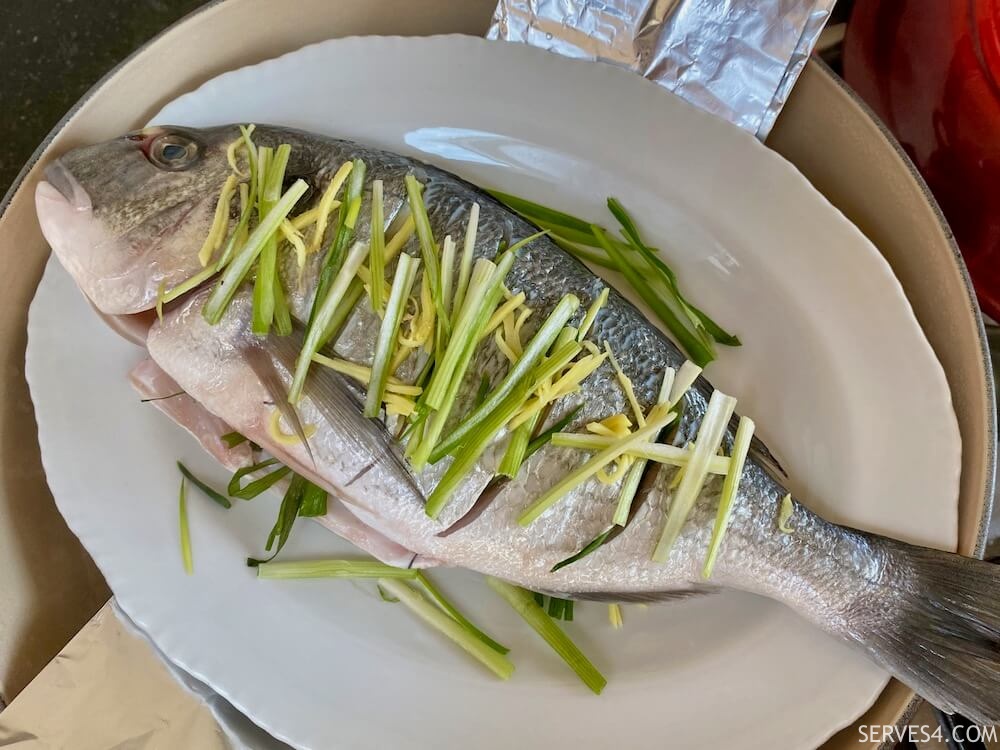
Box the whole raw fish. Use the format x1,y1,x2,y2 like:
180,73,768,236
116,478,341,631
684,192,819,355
36,125,1000,723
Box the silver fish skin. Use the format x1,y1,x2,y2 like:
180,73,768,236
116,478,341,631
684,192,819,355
36,124,1000,724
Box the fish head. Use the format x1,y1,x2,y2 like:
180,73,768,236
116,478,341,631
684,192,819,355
35,125,239,315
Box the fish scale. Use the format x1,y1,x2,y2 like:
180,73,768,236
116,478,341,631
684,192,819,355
36,123,1000,724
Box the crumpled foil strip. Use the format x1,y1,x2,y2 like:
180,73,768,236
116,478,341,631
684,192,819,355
488,0,835,140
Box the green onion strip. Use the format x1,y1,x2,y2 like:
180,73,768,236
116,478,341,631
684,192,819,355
518,406,676,526
379,577,514,680
257,559,419,580
611,368,675,526
412,571,509,655
309,159,367,328
651,390,736,562
409,254,514,470
429,294,580,462
488,190,740,365
365,253,419,418
549,433,731,474
178,477,193,575
592,225,713,367
452,202,479,325
702,415,755,578
486,577,605,694
289,240,370,403
252,143,291,335
177,461,231,509
405,175,449,331
368,179,387,314
202,179,308,324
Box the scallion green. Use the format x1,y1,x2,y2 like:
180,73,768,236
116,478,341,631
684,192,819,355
419,258,497,409
651,390,736,562
220,431,248,448
487,577,605,694
549,433,731,473
161,264,217,306
405,175,448,328
365,253,419,418
486,190,598,247
525,403,584,458
271,273,292,336
577,288,609,342
550,527,617,572
409,254,514,469
247,473,306,566
440,234,456,320
177,461,231,509
610,368,674,526
429,293,580,462
496,417,535,479
202,179,308,324
502,229,549,256
228,458,290,500
489,191,741,363
368,179,387,314
593,225,714,367
555,238,617,269
251,144,291,335
178,477,193,575
257,559,419,580
309,159,367,327
607,197,740,347
702,415,755,578
298,480,328,518
518,406,676,526
424,385,531,518
474,374,491,408
321,278,365,345
548,596,565,619
413,571,509,655
290,240,370,403
378,577,514,680
452,202,479,325
668,361,703,404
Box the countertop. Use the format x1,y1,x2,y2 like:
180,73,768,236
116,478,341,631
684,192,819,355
0,0,207,196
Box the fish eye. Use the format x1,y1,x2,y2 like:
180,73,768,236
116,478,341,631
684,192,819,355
162,143,186,160
148,134,199,171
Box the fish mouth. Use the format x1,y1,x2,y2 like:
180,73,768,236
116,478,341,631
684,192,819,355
42,159,93,211
36,161,146,318
36,171,157,343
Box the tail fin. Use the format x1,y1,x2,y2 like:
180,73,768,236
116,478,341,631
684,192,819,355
854,539,1000,725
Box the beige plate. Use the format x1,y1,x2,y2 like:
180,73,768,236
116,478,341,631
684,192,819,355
0,1,994,747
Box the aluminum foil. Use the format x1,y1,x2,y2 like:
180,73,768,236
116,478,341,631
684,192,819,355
488,0,835,139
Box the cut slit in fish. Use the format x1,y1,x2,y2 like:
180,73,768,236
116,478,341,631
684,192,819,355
130,359,252,470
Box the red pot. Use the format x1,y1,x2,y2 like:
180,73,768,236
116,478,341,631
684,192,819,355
844,0,1000,321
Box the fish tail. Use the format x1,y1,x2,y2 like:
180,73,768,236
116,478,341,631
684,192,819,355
848,537,1000,725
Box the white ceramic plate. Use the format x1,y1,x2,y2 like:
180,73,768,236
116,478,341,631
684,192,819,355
27,36,960,750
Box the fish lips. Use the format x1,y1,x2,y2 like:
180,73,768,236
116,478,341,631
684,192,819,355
37,160,154,316
43,159,92,211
